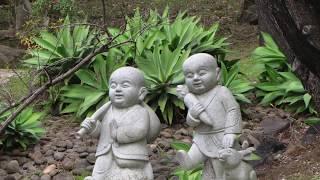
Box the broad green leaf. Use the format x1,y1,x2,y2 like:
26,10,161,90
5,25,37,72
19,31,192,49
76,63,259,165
304,117,320,126
171,140,191,151
78,92,106,117
256,82,282,92
243,153,262,161
75,69,99,87
158,94,168,113
260,91,284,105
303,93,312,108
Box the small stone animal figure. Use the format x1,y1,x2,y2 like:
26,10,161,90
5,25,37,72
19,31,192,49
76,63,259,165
218,147,257,180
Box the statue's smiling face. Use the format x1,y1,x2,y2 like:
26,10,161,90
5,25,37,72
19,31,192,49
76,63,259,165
109,68,145,108
109,77,140,108
183,56,219,95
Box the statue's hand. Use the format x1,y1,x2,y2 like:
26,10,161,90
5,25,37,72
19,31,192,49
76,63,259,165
81,118,96,131
222,134,236,148
176,85,189,100
189,103,205,119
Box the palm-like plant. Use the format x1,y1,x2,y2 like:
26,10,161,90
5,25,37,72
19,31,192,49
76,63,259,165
253,32,317,115
60,51,126,118
24,16,97,70
136,46,190,124
0,108,45,150
220,61,255,103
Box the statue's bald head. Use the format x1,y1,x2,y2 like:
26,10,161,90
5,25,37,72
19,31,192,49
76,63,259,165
182,53,220,94
110,67,145,87
183,53,218,71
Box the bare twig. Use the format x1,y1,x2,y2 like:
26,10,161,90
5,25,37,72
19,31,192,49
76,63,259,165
101,0,107,27
0,31,132,134
11,69,30,91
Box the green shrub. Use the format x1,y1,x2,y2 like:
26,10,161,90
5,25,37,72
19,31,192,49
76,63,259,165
25,8,230,124
130,8,229,124
24,16,97,71
252,32,317,115
0,107,45,150
60,52,126,118
136,47,190,124
220,61,254,103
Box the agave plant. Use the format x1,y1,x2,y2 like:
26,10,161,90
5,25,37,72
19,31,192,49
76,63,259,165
251,32,288,72
24,16,97,70
0,107,45,150
136,46,190,124
220,61,255,103
133,8,229,58
252,32,317,115
60,51,126,118
256,66,317,115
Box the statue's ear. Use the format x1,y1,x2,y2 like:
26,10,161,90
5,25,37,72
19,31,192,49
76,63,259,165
139,87,148,101
216,67,221,81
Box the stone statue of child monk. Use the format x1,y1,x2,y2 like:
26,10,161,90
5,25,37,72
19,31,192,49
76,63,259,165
176,53,244,180
77,67,160,180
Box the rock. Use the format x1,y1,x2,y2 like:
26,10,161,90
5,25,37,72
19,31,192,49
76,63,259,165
30,174,40,180
75,147,86,153
284,143,306,156
22,161,36,171
52,172,74,180
4,175,16,180
65,152,78,160
44,150,54,156
41,145,51,153
6,160,20,174
62,158,74,170
56,147,66,152
40,174,51,180
160,131,172,138
79,152,89,158
48,169,59,177
29,151,45,165
0,155,10,161
157,140,170,150
86,165,94,171
56,141,67,148
11,149,27,157
45,156,56,165
175,128,189,136
43,164,56,174
249,134,286,167
0,168,8,176
15,157,28,166
0,45,25,68
258,117,290,135
87,147,96,153
302,124,320,145
74,159,90,169
53,152,64,161
66,141,73,149
72,168,86,175
155,175,168,180
6,173,22,180
149,144,157,153
0,161,8,169
86,153,96,164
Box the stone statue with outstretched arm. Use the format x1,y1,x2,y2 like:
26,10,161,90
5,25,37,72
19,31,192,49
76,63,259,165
77,67,160,180
176,53,243,180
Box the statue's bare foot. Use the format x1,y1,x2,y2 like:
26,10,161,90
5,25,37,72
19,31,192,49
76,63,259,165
84,176,94,180
176,150,193,170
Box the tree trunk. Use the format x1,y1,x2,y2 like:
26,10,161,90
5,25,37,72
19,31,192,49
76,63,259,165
256,0,320,112
15,0,32,31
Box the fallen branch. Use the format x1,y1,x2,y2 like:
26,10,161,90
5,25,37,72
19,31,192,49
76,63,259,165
0,34,130,134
